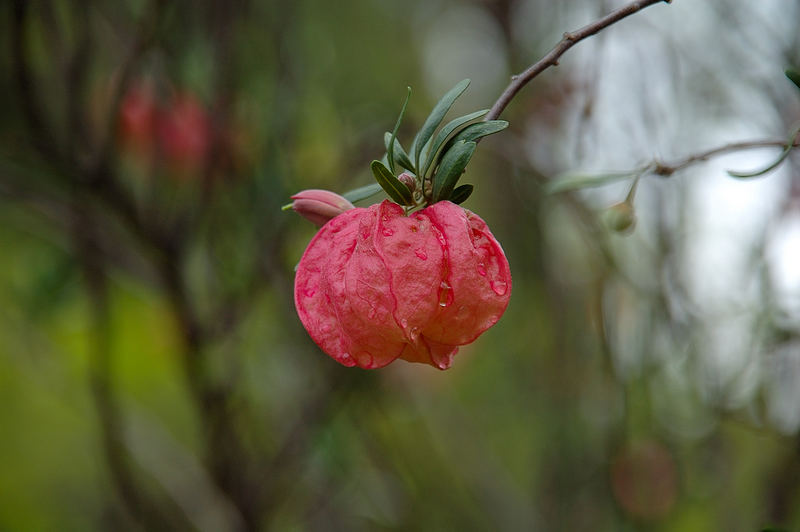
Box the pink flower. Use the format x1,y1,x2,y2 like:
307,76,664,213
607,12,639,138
294,200,511,369
289,189,355,227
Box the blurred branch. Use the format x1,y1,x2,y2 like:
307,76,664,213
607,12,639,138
10,0,63,163
76,203,193,530
546,137,800,193
93,0,166,173
486,0,671,121
653,136,800,177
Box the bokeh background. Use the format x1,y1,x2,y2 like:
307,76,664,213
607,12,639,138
2,0,800,530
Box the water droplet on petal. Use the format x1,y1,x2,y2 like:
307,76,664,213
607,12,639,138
477,263,487,276
415,248,428,260
438,280,453,307
400,318,408,329
382,228,394,237
303,288,316,297
368,308,377,319
491,280,507,296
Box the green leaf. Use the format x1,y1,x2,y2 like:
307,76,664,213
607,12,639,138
387,87,412,174
449,184,474,205
342,182,384,203
728,125,800,178
544,172,637,194
786,68,800,91
431,140,477,203
384,132,414,172
445,120,509,149
370,160,414,206
422,109,488,178
412,79,470,168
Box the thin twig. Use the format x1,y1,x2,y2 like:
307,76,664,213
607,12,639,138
486,0,672,121
76,201,192,530
652,138,800,177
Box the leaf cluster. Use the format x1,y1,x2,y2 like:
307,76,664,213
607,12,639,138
365,79,508,208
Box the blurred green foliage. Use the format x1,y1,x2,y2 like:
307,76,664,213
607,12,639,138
1,0,800,530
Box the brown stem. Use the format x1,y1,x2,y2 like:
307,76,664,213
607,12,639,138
652,138,800,176
160,248,262,531
77,203,191,531
486,0,671,121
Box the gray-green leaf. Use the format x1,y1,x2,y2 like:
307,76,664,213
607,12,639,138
370,160,414,206
387,87,412,174
728,125,800,179
422,109,488,178
544,172,636,194
412,79,470,168
787,68,800,92
444,120,509,151
449,184,474,205
384,132,414,172
431,140,477,203
343,182,384,203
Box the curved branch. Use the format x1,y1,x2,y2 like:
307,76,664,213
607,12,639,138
652,137,800,177
486,0,672,121
547,137,800,194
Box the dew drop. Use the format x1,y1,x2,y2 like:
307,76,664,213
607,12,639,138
303,288,316,298
477,263,487,276
382,228,394,237
490,280,507,296
415,248,428,260
400,318,408,328
368,308,378,319
438,281,453,307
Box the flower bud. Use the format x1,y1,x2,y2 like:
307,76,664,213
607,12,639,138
397,171,417,193
288,189,355,227
603,202,636,233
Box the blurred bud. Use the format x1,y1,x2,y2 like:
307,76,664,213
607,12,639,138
288,189,355,227
157,94,211,174
397,171,417,193
610,439,678,521
118,83,157,155
603,202,636,233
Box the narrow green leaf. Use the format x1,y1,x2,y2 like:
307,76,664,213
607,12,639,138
450,184,474,205
445,120,509,150
786,68,800,91
422,109,488,178
370,160,414,206
544,172,636,194
384,132,414,172
431,140,477,203
412,79,470,168
728,126,800,178
388,87,412,174
342,182,383,203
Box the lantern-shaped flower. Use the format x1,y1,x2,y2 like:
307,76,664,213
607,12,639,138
294,200,510,369
290,79,512,369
